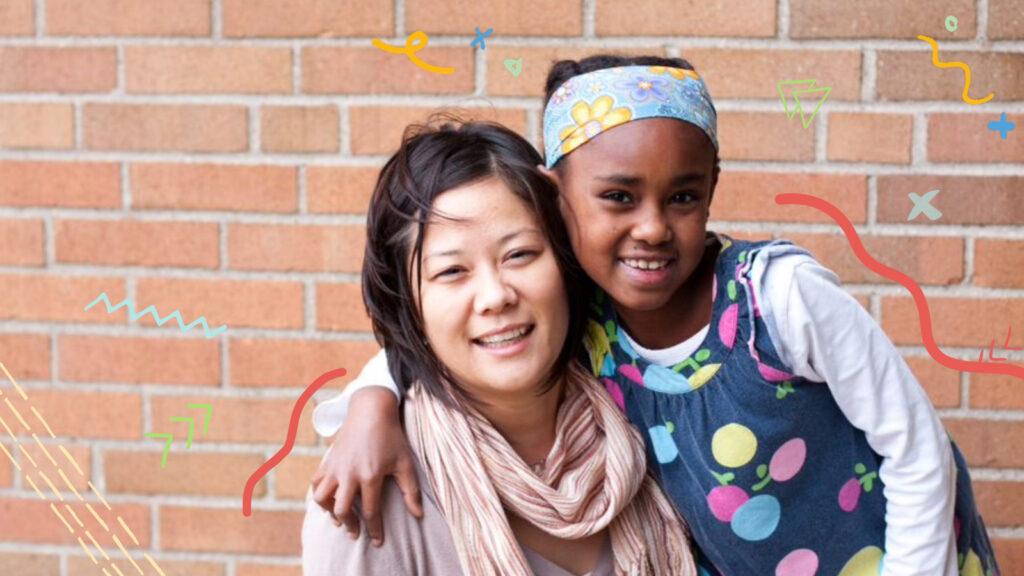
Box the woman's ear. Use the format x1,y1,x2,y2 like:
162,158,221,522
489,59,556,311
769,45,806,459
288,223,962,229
537,164,561,188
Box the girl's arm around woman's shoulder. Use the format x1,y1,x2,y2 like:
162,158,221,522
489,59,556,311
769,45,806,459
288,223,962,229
753,246,957,576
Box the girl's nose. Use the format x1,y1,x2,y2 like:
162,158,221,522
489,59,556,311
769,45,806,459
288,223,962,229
473,267,517,315
630,208,673,245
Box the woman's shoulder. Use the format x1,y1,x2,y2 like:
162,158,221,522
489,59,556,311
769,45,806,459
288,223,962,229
301,451,462,576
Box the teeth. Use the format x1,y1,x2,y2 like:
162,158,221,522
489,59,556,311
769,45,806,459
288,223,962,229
478,326,529,345
623,258,669,271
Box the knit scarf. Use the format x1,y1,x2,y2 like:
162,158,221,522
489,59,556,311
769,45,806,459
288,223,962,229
406,364,696,576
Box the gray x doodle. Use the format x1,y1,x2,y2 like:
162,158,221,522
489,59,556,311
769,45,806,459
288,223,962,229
907,190,942,221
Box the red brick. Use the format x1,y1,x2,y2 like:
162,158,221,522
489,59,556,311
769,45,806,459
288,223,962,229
228,223,364,273
791,0,974,39
928,113,1024,164
84,104,248,152
0,552,59,575
408,0,581,35
260,106,339,153
0,219,43,266
236,564,302,576
0,161,120,208
881,297,1024,348
596,0,774,37
349,106,528,155
0,333,50,381
877,51,1023,103
0,47,116,92
223,0,392,38
274,453,320,500
0,275,126,325
136,278,304,330
990,0,1024,39
56,219,219,269
22,443,92,491
132,163,298,213
68,557,226,576
485,47,659,98
0,0,34,35
784,233,963,286
718,112,816,161
993,539,1024,574
827,113,913,164
713,173,868,224
315,283,373,332
151,395,317,445
945,419,1024,468
303,47,473,95
105,451,266,496
0,103,74,149
0,443,10,488
162,506,302,555
126,46,292,94
60,335,220,386
229,338,375,387
684,48,861,100
974,239,1024,289
908,356,961,408
16,390,142,440
46,0,210,36
877,176,1024,226
971,373,1024,410
973,481,1024,528
307,165,381,214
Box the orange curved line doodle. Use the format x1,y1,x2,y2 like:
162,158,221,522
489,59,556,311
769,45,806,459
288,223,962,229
242,367,348,517
775,193,1022,380
916,35,994,105
371,31,454,75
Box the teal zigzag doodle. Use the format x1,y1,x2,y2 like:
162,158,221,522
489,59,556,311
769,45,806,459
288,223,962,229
84,292,227,338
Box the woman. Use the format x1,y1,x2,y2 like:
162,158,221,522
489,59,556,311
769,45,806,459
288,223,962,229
302,120,695,575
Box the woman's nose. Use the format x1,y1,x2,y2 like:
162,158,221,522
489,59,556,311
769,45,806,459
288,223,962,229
473,268,517,315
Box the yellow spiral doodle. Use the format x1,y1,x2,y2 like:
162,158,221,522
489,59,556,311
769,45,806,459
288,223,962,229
917,35,994,105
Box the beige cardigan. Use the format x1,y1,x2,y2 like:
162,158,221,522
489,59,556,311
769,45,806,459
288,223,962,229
301,447,615,576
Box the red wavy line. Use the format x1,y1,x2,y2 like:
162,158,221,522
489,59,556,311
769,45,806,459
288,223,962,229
242,367,348,517
775,193,1023,380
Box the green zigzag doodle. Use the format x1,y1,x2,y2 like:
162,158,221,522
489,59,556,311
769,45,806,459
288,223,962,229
145,403,213,468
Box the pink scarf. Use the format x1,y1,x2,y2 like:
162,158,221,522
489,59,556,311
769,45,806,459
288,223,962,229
406,364,696,575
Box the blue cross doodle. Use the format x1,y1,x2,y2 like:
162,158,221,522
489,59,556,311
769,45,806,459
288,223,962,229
907,189,942,221
988,112,1016,139
471,27,493,50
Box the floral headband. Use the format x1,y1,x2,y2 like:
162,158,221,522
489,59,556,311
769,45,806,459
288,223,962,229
542,65,719,168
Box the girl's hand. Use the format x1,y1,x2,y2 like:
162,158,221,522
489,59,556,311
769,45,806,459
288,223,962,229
311,387,423,547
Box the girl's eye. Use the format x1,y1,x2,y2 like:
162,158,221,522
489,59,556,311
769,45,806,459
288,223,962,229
669,192,698,204
601,190,633,204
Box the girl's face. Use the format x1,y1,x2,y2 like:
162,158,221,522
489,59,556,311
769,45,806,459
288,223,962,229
414,177,570,401
547,118,717,314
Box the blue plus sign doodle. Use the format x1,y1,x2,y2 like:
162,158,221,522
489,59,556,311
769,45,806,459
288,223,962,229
988,112,1016,139
471,27,493,50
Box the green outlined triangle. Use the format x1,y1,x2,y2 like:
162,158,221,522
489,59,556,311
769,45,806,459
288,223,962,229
776,80,831,128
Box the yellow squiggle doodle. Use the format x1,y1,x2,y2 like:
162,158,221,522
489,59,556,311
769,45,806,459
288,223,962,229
917,35,994,105
372,31,455,75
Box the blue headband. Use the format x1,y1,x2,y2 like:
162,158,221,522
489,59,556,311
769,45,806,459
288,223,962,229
542,65,719,169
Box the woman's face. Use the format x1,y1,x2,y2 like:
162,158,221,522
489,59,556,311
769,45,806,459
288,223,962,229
548,118,717,314
415,177,570,402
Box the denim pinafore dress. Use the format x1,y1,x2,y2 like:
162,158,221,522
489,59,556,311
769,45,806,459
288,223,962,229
585,235,999,575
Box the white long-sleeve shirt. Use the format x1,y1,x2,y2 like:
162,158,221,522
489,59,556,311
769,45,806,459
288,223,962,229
312,245,957,576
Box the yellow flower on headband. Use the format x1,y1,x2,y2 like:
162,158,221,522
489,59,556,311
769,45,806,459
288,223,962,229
649,66,700,81
558,95,633,155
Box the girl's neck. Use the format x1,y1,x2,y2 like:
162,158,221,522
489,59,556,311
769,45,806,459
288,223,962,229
615,241,718,349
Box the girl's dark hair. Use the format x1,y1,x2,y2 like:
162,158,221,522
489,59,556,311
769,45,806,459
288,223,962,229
362,118,588,408
543,54,719,176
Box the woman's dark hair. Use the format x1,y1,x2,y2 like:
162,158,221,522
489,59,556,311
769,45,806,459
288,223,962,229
543,54,720,178
361,118,588,409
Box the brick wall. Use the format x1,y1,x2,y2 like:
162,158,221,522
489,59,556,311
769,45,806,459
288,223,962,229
0,0,1021,573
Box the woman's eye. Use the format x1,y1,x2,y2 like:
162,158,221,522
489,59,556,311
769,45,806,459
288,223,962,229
601,190,633,204
507,249,538,262
434,267,464,279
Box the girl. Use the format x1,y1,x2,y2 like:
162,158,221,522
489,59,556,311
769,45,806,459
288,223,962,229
311,55,999,575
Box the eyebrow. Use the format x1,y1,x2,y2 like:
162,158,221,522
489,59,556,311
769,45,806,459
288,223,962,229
594,172,705,187
422,227,541,262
